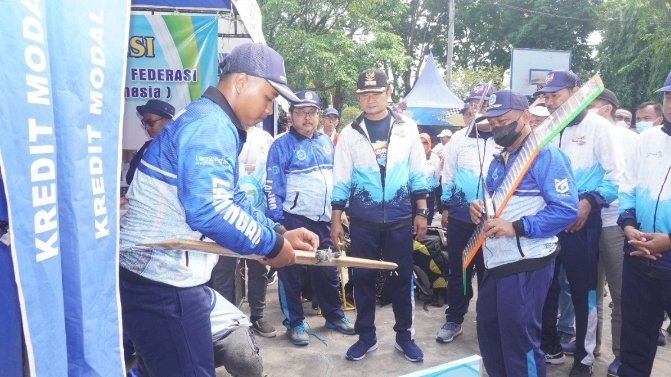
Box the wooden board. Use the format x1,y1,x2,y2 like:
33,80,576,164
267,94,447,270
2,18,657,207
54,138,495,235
139,239,398,270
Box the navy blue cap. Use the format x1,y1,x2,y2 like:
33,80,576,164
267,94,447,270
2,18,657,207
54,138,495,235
533,70,580,97
293,90,322,108
476,90,529,122
655,70,671,93
468,83,496,101
219,43,300,103
136,99,175,119
323,107,339,117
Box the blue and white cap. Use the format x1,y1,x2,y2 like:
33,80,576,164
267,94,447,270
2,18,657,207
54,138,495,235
476,90,529,122
532,70,580,97
219,43,300,103
293,90,322,108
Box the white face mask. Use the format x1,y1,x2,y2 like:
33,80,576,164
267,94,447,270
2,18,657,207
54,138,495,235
636,121,653,133
615,120,629,128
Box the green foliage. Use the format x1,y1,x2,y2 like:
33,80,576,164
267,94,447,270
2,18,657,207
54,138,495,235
449,66,505,100
339,105,363,130
258,0,411,112
596,0,671,110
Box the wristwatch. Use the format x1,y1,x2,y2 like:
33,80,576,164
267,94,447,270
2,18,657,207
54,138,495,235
416,208,430,218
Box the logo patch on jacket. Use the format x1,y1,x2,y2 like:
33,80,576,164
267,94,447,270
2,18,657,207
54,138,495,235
296,150,307,160
554,178,569,194
571,136,587,146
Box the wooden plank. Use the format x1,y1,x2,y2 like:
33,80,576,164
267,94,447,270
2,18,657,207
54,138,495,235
139,239,398,270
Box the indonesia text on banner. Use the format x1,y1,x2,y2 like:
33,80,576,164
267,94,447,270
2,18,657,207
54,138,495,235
0,1,69,375
46,0,130,375
122,14,219,152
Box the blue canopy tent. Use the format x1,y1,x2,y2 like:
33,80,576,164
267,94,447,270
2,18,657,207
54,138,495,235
403,54,463,135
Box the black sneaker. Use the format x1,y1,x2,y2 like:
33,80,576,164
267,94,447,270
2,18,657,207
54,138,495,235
569,362,593,377
252,318,277,338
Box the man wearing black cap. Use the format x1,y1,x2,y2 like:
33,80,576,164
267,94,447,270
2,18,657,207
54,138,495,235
331,68,429,362
536,70,624,377
467,83,496,112
126,99,175,185
321,107,340,145
119,43,318,376
586,88,639,374
617,70,671,377
265,90,354,346
470,89,578,377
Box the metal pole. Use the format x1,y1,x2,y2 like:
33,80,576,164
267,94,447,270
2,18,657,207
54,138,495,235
446,0,455,88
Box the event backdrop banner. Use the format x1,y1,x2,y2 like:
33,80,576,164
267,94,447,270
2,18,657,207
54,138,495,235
0,0,129,376
122,14,219,153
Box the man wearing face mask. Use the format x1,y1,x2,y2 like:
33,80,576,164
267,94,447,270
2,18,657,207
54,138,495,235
536,70,625,377
586,89,638,375
615,109,632,129
634,101,663,134
470,90,578,376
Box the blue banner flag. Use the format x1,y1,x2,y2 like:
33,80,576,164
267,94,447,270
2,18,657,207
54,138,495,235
46,0,130,375
0,0,69,375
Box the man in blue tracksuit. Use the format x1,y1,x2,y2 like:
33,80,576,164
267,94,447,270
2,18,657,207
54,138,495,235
436,117,501,343
616,72,671,377
537,70,624,377
471,90,578,377
265,90,354,346
331,68,429,362
119,44,319,377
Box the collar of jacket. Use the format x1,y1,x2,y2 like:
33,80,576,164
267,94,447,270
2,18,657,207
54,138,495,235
566,108,587,128
202,86,247,144
663,120,671,136
289,127,323,140
351,108,403,138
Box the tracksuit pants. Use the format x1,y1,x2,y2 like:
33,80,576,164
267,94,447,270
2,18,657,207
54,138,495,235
541,208,601,366
349,221,415,342
596,225,625,357
120,272,214,377
445,219,485,324
619,256,671,377
277,212,344,328
477,261,555,377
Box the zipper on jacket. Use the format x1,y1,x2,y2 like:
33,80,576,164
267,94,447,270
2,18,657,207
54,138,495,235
310,138,329,220
185,251,189,266
515,235,525,257
290,192,299,209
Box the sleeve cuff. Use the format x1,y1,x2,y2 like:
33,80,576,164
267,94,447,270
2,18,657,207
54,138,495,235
618,218,637,231
266,232,284,259
512,220,526,237
412,191,429,201
273,224,287,235
581,191,604,209
331,202,346,211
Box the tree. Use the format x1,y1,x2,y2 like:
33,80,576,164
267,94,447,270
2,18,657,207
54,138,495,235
596,0,671,110
259,0,411,111
433,0,601,76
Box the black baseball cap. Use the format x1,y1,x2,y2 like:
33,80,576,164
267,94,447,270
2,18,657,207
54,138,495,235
356,68,388,94
323,107,339,117
219,43,300,103
655,70,671,93
595,88,619,108
136,99,175,119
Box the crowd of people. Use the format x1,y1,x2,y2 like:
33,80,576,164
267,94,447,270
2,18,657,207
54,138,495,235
117,42,671,377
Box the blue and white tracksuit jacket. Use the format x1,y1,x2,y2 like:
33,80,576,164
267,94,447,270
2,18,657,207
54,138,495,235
265,128,334,222
618,124,671,273
555,112,624,208
441,127,502,224
331,111,429,226
120,87,282,288
484,144,579,276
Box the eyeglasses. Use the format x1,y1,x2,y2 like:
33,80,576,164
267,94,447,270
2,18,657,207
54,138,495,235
141,118,164,128
293,109,320,119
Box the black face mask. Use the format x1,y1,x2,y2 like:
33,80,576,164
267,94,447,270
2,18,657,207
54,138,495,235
493,117,521,147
